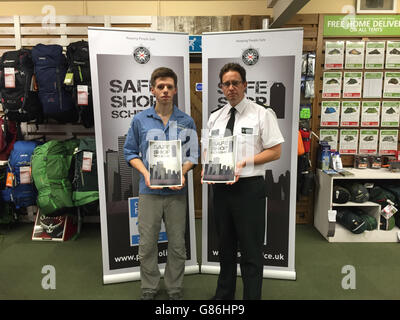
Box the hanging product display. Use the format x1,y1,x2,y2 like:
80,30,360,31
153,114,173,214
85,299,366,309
322,72,342,98
321,101,340,127
361,101,380,127
365,41,385,69
383,72,400,98
324,41,344,69
319,129,338,152
343,71,362,98
359,129,379,155
379,130,399,155
345,41,365,69
385,41,400,69
381,101,400,127
340,101,360,127
363,71,383,98
339,129,359,155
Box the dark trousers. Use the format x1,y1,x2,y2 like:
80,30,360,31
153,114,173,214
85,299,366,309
212,176,266,300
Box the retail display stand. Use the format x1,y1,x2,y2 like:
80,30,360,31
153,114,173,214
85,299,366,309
315,14,400,167
32,209,79,242
313,14,400,242
314,168,400,242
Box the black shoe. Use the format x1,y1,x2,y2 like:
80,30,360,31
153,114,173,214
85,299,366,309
169,292,183,300
140,291,157,300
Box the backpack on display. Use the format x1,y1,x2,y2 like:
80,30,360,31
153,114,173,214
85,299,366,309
381,184,400,208
332,185,351,204
0,140,40,209
31,44,78,123
336,208,367,234
31,138,80,216
369,185,396,207
346,182,370,203
0,117,19,161
0,49,43,123
66,40,94,128
380,215,396,230
0,164,17,225
0,117,6,153
72,136,99,210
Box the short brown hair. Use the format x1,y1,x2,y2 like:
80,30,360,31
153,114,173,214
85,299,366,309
150,67,178,87
219,63,246,83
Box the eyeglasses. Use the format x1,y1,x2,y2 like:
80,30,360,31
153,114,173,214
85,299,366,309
218,80,242,88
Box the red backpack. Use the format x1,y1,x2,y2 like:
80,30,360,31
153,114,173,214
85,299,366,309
0,117,18,161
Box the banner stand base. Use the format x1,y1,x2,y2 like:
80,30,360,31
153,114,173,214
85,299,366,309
104,272,141,284
263,269,296,280
104,264,200,284
201,265,296,280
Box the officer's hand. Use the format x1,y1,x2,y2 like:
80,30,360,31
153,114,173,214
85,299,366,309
226,160,246,185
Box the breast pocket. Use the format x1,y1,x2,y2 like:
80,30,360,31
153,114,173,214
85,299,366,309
237,124,259,161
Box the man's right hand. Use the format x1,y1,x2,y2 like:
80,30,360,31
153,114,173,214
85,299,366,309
144,171,163,190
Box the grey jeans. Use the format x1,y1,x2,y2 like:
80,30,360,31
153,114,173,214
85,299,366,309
138,193,187,294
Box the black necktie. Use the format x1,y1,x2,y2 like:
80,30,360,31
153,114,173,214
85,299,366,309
224,108,236,137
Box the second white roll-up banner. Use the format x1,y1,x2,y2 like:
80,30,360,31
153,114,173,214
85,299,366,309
201,29,302,280
88,27,302,284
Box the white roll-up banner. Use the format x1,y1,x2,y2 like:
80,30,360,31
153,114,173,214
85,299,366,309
201,29,303,280
88,27,198,284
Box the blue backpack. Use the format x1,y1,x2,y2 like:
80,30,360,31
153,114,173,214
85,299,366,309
31,44,78,123
1,140,40,209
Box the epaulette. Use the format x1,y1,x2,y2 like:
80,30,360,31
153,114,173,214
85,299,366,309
256,101,278,118
210,105,224,114
255,101,270,109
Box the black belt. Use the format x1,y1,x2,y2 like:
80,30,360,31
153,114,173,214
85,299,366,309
238,176,264,182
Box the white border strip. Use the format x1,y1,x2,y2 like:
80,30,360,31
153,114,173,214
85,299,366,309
104,265,200,284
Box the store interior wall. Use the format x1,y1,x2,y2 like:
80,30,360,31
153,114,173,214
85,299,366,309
1,0,398,16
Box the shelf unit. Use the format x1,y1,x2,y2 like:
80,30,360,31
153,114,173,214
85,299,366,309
314,168,400,242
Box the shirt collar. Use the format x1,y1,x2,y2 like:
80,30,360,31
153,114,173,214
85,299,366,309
223,96,247,117
147,105,184,120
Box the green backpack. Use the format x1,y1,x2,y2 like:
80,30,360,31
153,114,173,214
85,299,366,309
72,136,99,209
31,139,80,216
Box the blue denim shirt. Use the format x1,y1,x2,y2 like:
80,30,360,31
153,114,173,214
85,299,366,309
124,105,198,195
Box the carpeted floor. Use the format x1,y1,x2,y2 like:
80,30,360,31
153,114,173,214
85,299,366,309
1,219,400,300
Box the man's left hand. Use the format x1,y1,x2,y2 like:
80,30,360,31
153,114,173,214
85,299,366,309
169,174,185,190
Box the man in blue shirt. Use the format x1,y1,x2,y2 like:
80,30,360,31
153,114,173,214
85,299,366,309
124,67,198,300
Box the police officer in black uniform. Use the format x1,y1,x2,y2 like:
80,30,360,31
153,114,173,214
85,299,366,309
204,63,284,300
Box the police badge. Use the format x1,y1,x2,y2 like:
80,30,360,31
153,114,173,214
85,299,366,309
242,48,259,66
133,46,151,64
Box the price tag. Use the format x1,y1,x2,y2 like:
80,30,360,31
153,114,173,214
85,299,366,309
64,72,74,86
6,172,14,187
328,210,337,222
19,166,31,184
381,203,398,220
77,85,89,106
4,67,15,88
82,151,93,172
